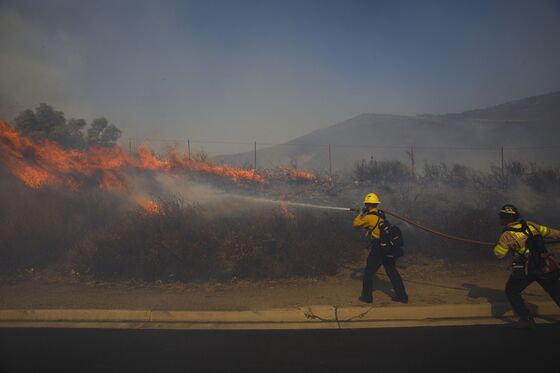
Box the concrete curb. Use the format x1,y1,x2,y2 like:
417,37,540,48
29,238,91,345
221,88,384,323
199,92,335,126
0,302,559,330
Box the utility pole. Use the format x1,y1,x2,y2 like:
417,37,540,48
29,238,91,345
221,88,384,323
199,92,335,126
408,145,415,177
410,145,416,177
128,138,132,153
254,141,257,170
187,139,191,160
328,144,333,179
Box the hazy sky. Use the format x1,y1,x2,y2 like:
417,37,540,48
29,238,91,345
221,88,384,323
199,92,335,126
1,0,559,149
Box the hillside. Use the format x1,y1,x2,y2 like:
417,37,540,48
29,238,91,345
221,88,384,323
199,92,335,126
216,91,560,172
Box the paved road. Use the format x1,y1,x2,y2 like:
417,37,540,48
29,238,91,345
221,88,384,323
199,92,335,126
1,324,559,373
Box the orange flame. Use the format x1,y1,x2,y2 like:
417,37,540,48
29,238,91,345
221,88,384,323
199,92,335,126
279,201,296,220
288,169,317,182
0,121,265,193
134,196,163,215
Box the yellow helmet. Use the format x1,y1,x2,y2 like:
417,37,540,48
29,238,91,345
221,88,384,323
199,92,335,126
363,193,380,204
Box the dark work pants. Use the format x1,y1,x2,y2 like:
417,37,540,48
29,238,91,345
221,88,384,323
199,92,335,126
362,247,407,300
505,273,560,319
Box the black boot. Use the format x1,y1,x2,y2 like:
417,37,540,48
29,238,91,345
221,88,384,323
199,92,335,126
509,316,535,330
391,295,408,304
358,295,373,304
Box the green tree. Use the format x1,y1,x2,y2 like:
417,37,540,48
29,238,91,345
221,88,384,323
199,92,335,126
15,104,66,141
14,103,121,149
86,117,122,147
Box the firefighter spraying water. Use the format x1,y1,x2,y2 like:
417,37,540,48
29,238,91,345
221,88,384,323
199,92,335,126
352,193,408,304
239,194,560,311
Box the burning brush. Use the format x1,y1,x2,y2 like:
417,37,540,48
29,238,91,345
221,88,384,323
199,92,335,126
0,121,266,190
0,121,322,213
0,121,319,188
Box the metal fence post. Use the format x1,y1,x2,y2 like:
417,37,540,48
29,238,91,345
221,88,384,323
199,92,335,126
328,144,332,178
254,141,257,170
410,145,415,177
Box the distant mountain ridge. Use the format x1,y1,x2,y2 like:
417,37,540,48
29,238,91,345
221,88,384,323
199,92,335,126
446,91,560,121
216,91,560,171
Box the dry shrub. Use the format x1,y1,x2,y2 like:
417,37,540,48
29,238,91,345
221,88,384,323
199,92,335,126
0,169,120,271
80,199,223,281
354,159,413,184
0,166,362,281
78,198,362,281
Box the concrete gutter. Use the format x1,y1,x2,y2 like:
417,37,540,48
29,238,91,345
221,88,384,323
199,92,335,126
0,302,558,330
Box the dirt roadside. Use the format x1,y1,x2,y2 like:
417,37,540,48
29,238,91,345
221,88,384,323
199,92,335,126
0,255,553,311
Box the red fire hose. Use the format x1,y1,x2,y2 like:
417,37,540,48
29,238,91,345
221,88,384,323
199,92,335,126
382,209,495,247
351,208,560,247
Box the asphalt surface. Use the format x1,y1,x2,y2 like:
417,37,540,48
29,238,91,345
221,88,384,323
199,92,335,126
1,324,559,373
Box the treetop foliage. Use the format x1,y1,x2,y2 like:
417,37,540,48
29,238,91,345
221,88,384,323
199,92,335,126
14,103,122,149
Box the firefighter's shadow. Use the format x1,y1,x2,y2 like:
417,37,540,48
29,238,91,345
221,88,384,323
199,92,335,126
462,283,540,318
350,267,395,298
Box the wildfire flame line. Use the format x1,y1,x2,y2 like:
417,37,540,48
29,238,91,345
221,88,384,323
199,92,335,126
133,195,163,215
0,121,319,213
288,169,317,182
0,121,266,191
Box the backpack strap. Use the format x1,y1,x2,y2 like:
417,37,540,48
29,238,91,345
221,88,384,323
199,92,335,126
503,220,540,257
366,209,387,222
503,220,532,237
365,209,384,232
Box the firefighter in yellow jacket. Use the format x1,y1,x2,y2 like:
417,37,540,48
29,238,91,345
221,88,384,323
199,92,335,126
495,204,560,328
353,193,408,304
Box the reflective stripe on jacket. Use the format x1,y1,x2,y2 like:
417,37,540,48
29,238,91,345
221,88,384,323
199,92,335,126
352,208,382,240
494,220,560,259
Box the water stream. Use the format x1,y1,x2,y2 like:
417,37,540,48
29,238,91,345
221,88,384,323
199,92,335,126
231,195,352,212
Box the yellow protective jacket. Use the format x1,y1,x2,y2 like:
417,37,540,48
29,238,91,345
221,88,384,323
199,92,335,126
494,220,560,259
352,208,382,240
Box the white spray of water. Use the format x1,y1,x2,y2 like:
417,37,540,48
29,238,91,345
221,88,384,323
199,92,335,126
141,175,353,213
229,195,352,211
